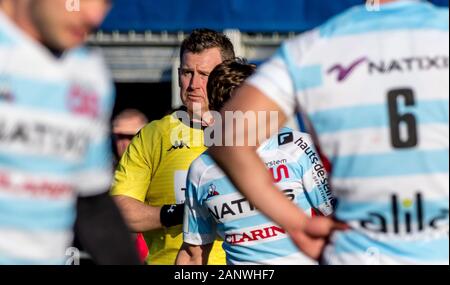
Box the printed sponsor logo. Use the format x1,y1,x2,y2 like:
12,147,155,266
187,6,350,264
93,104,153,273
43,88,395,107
294,136,335,211
328,56,449,82
0,117,90,159
208,189,295,221
269,164,290,183
0,172,73,198
264,158,287,169
278,132,293,145
225,225,286,245
328,57,367,82
205,184,220,200
360,193,449,234
368,56,449,75
167,140,190,151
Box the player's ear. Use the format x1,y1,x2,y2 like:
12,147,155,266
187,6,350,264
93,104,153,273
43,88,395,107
178,67,183,88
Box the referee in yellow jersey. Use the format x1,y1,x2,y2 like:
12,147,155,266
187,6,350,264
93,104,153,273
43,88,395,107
111,29,235,265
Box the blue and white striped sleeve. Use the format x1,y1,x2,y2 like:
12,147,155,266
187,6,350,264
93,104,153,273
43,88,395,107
183,161,217,245
294,133,335,216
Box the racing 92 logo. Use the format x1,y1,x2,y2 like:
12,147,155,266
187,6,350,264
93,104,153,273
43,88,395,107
67,84,99,119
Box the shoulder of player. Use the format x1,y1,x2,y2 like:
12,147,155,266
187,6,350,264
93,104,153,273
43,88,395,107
315,3,370,39
154,112,198,134
138,114,176,138
281,5,374,59
281,29,322,62
435,5,449,22
127,119,166,155
188,152,217,187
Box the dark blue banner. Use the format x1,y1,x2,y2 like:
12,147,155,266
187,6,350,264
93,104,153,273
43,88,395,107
101,0,449,32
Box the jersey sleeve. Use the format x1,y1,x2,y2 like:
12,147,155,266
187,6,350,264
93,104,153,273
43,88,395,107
293,132,335,216
110,123,158,202
183,162,217,245
246,50,296,118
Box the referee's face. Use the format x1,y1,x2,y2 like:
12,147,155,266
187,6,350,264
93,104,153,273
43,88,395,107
179,47,223,120
29,0,112,51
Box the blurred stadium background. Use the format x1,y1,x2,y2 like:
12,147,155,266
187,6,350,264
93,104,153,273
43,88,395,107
87,0,449,122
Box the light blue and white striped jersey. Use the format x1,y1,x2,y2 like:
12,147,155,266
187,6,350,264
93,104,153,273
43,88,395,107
247,0,449,265
184,128,335,265
0,11,115,264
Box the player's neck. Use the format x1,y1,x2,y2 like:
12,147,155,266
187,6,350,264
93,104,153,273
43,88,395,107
0,1,45,48
1,1,65,57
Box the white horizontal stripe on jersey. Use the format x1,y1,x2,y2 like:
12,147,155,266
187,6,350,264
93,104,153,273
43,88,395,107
223,222,287,247
204,192,260,223
332,173,449,202
188,157,212,188
0,228,72,261
0,48,111,97
323,248,449,265
230,251,317,265
318,123,449,158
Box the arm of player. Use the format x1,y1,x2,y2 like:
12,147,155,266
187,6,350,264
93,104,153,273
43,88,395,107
209,84,309,232
297,133,335,216
208,84,340,260
179,163,218,264
75,192,141,265
175,242,213,265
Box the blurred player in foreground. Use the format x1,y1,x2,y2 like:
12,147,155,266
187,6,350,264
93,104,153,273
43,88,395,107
176,59,335,265
209,0,449,264
0,0,139,264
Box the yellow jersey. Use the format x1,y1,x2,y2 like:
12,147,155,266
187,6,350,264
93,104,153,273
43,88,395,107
111,112,225,265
